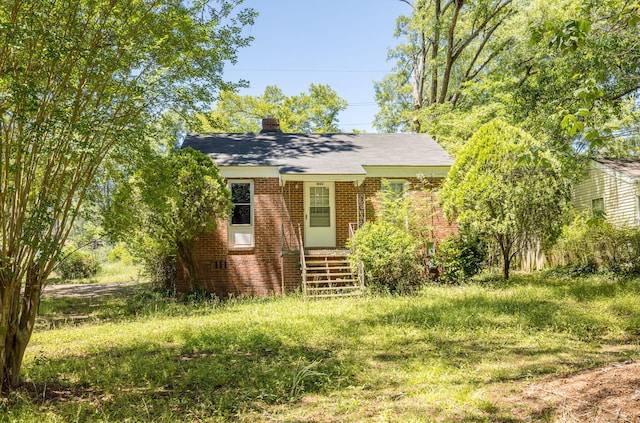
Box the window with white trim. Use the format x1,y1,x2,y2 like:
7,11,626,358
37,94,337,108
229,181,254,248
382,179,408,199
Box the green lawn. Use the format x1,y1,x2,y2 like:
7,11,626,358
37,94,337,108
46,261,143,285
3,273,640,422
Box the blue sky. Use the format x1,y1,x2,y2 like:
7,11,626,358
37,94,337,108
222,0,408,133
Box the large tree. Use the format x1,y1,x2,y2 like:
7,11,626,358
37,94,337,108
375,0,516,133
376,0,640,158
197,84,348,133
519,0,640,154
105,147,231,293
0,0,253,391
441,119,569,279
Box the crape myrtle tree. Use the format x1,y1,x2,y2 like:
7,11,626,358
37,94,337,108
441,119,569,279
104,147,232,294
0,0,254,391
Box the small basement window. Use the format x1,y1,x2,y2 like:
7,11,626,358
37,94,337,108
229,181,254,248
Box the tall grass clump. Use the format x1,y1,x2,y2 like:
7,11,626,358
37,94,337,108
57,247,101,280
547,215,640,275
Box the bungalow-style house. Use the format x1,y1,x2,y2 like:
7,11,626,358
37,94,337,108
178,118,456,297
573,158,640,227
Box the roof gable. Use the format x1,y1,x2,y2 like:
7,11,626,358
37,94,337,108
182,133,453,176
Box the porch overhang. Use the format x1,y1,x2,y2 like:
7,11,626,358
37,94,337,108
362,165,450,178
278,173,366,186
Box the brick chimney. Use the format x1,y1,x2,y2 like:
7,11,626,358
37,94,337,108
260,117,281,133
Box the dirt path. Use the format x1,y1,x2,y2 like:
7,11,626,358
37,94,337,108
499,358,640,422
42,281,142,298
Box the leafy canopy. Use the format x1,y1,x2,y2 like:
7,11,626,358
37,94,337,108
375,0,640,159
196,84,348,133
0,0,253,391
105,147,232,292
441,119,569,278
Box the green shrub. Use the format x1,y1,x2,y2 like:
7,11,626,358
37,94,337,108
143,251,176,294
57,248,101,280
107,243,135,265
432,234,487,284
347,221,421,292
547,215,640,275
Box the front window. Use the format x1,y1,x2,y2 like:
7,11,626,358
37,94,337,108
231,182,252,225
229,181,254,248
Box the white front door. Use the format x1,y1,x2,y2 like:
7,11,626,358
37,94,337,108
304,181,336,248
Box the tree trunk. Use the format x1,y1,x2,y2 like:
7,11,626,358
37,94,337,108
177,239,199,292
1,263,42,393
429,0,441,105
502,252,510,280
438,0,463,104
498,235,512,280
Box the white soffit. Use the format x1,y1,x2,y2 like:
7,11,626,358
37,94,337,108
219,166,280,179
362,166,450,178
279,174,366,185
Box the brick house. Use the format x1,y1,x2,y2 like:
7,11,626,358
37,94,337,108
178,118,456,297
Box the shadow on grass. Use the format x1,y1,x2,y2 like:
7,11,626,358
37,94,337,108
13,325,357,422
15,275,640,422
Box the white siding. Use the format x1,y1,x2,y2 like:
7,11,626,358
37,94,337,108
573,161,640,227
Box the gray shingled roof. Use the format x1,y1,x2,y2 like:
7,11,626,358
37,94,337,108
182,133,453,175
596,158,640,180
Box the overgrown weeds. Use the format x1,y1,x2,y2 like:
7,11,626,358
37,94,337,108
9,274,640,422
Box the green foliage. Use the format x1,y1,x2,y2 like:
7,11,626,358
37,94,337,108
375,0,639,159
547,215,640,275
141,251,176,294
196,84,348,133
374,0,515,134
441,119,569,279
432,234,487,284
350,178,440,291
347,222,420,292
57,248,101,281
105,148,230,293
527,0,640,151
0,0,254,390
106,244,135,266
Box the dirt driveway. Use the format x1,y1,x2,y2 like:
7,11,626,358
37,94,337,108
42,281,142,298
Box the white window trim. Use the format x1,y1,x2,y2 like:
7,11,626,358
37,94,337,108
228,180,254,248
383,179,409,197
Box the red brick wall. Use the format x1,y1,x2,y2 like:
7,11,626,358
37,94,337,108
176,178,287,296
177,176,457,296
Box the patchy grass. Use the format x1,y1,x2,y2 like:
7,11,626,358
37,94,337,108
3,274,640,422
47,261,143,285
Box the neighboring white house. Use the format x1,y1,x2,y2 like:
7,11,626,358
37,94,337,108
573,158,640,227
